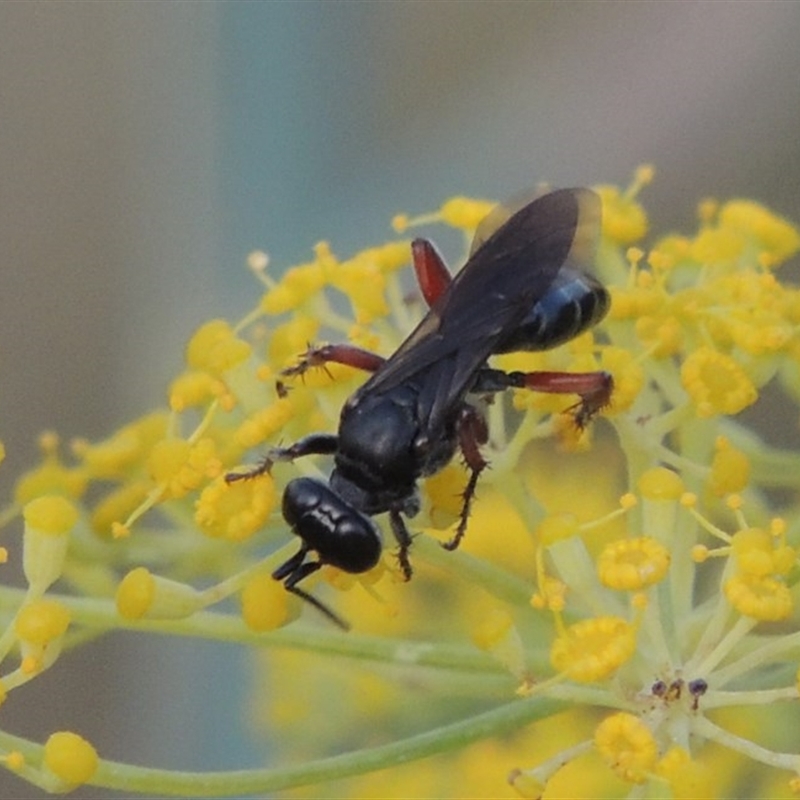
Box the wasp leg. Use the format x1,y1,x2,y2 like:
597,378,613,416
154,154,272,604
282,343,386,379
475,367,613,428
411,238,452,307
443,405,489,552
274,546,350,630
388,507,415,581
225,433,339,483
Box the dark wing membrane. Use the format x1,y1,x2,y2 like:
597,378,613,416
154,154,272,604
359,188,601,430
468,185,547,257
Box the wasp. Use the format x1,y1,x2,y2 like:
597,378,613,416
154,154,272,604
228,188,612,628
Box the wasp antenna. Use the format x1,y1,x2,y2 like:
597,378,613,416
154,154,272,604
285,584,350,631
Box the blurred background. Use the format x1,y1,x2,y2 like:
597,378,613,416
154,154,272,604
2,2,800,796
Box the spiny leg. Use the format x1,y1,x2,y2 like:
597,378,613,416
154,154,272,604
225,432,339,483
282,343,386,379
474,367,613,428
388,508,414,581
443,405,489,552
281,238,451,381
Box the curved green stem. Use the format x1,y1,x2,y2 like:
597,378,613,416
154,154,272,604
0,695,563,796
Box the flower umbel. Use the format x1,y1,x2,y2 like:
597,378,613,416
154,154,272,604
1,168,800,797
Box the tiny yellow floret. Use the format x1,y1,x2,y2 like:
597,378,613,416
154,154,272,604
595,186,648,244
22,495,77,593
116,567,155,620
709,437,750,496
147,437,220,500
550,617,636,682
656,746,714,800
195,474,276,542
724,573,793,621
638,467,684,500
594,712,657,784
43,731,98,790
23,495,78,535
730,527,794,577
116,567,202,620
5,751,24,771
241,573,291,631
508,769,546,799
440,197,496,231
15,599,71,645
719,199,800,264
598,537,670,590
681,347,758,417
185,319,251,376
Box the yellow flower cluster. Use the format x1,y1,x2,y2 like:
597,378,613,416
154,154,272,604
2,168,800,797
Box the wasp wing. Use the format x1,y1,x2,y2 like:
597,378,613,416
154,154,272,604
358,188,601,432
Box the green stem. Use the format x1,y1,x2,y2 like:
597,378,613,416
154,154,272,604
0,695,563,796
0,585,503,676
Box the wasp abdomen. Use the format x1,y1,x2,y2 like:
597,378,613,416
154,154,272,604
494,267,609,354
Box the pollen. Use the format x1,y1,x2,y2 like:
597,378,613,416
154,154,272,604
359,241,411,273
116,566,155,619
234,398,294,449
656,746,714,800
116,567,202,620
43,731,99,790
5,751,24,771
508,769,546,800
14,449,87,506
195,473,276,542
267,315,320,368
391,213,410,233
73,412,168,482
595,186,648,245
22,495,77,593
260,261,326,314
168,370,223,412
439,197,496,231
14,599,71,645
709,436,750,496
638,467,684,500
719,199,800,265
329,256,389,324
147,437,220,500
680,346,758,417
730,527,795,577
597,537,670,590
241,572,291,631
724,573,793,621
22,495,78,536
550,616,636,682
594,712,658,784
690,227,745,266
185,319,251,377
599,347,644,413
634,314,683,357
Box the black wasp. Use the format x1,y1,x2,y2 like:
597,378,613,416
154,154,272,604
227,188,613,629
